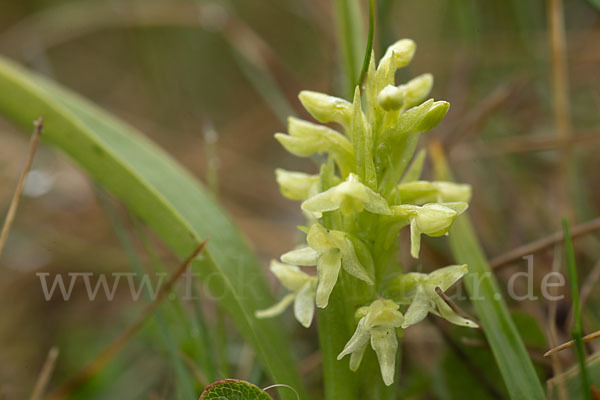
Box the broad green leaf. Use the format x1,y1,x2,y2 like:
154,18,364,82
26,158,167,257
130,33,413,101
200,380,272,400
431,146,545,400
0,56,305,400
448,213,546,400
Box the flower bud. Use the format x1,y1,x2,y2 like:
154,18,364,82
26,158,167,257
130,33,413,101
415,100,449,132
275,117,354,175
275,169,320,201
434,182,471,202
377,85,405,111
401,73,433,109
298,91,352,130
395,99,449,135
413,203,460,237
379,39,416,71
396,180,471,204
376,39,416,89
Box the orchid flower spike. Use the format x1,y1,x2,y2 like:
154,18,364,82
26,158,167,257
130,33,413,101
337,299,404,386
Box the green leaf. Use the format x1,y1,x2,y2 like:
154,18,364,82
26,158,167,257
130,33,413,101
547,351,600,400
0,56,305,400
586,0,600,12
563,219,592,400
200,380,272,400
432,146,545,400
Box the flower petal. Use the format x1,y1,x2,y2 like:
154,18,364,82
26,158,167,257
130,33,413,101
370,327,398,386
409,218,422,259
413,204,457,237
294,281,316,328
337,318,370,363
315,250,342,308
402,285,431,328
349,342,368,371
340,238,374,285
281,247,319,266
298,91,353,130
434,297,479,328
301,174,391,216
427,264,468,292
269,260,313,292
255,293,296,319
275,169,320,201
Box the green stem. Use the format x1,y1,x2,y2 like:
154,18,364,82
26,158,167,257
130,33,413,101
563,219,592,400
334,0,365,99
356,0,375,89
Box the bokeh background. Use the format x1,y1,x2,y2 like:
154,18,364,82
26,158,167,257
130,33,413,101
0,0,599,398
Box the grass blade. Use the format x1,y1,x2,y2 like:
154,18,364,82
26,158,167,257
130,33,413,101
562,219,592,400
98,194,198,399
0,56,306,400
334,0,365,98
356,0,375,89
430,142,545,400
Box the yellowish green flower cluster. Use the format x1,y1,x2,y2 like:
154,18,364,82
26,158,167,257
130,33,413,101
256,39,477,386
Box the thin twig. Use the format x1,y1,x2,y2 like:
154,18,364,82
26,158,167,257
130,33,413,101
490,217,600,270
0,117,43,260
30,347,59,400
545,330,600,357
447,82,521,145
45,240,208,400
179,351,209,388
434,286,480,328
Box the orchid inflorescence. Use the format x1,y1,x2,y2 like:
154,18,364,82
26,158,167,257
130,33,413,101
256,39,477,386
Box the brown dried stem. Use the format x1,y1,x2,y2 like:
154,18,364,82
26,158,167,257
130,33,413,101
490,217,600,270
30,347,59,400
0,117,43,260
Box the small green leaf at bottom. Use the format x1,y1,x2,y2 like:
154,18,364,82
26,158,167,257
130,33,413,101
200,380,273,400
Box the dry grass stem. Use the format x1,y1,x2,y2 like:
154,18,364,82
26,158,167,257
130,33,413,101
0,117,43,260
29,347,59,400
491,217,600,270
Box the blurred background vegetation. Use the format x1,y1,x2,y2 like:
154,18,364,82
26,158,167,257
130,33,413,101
0,0,599,399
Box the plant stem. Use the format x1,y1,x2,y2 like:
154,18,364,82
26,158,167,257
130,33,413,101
334,0,365,99
0,117,43,260
562,219,592,400
356,0,375,89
